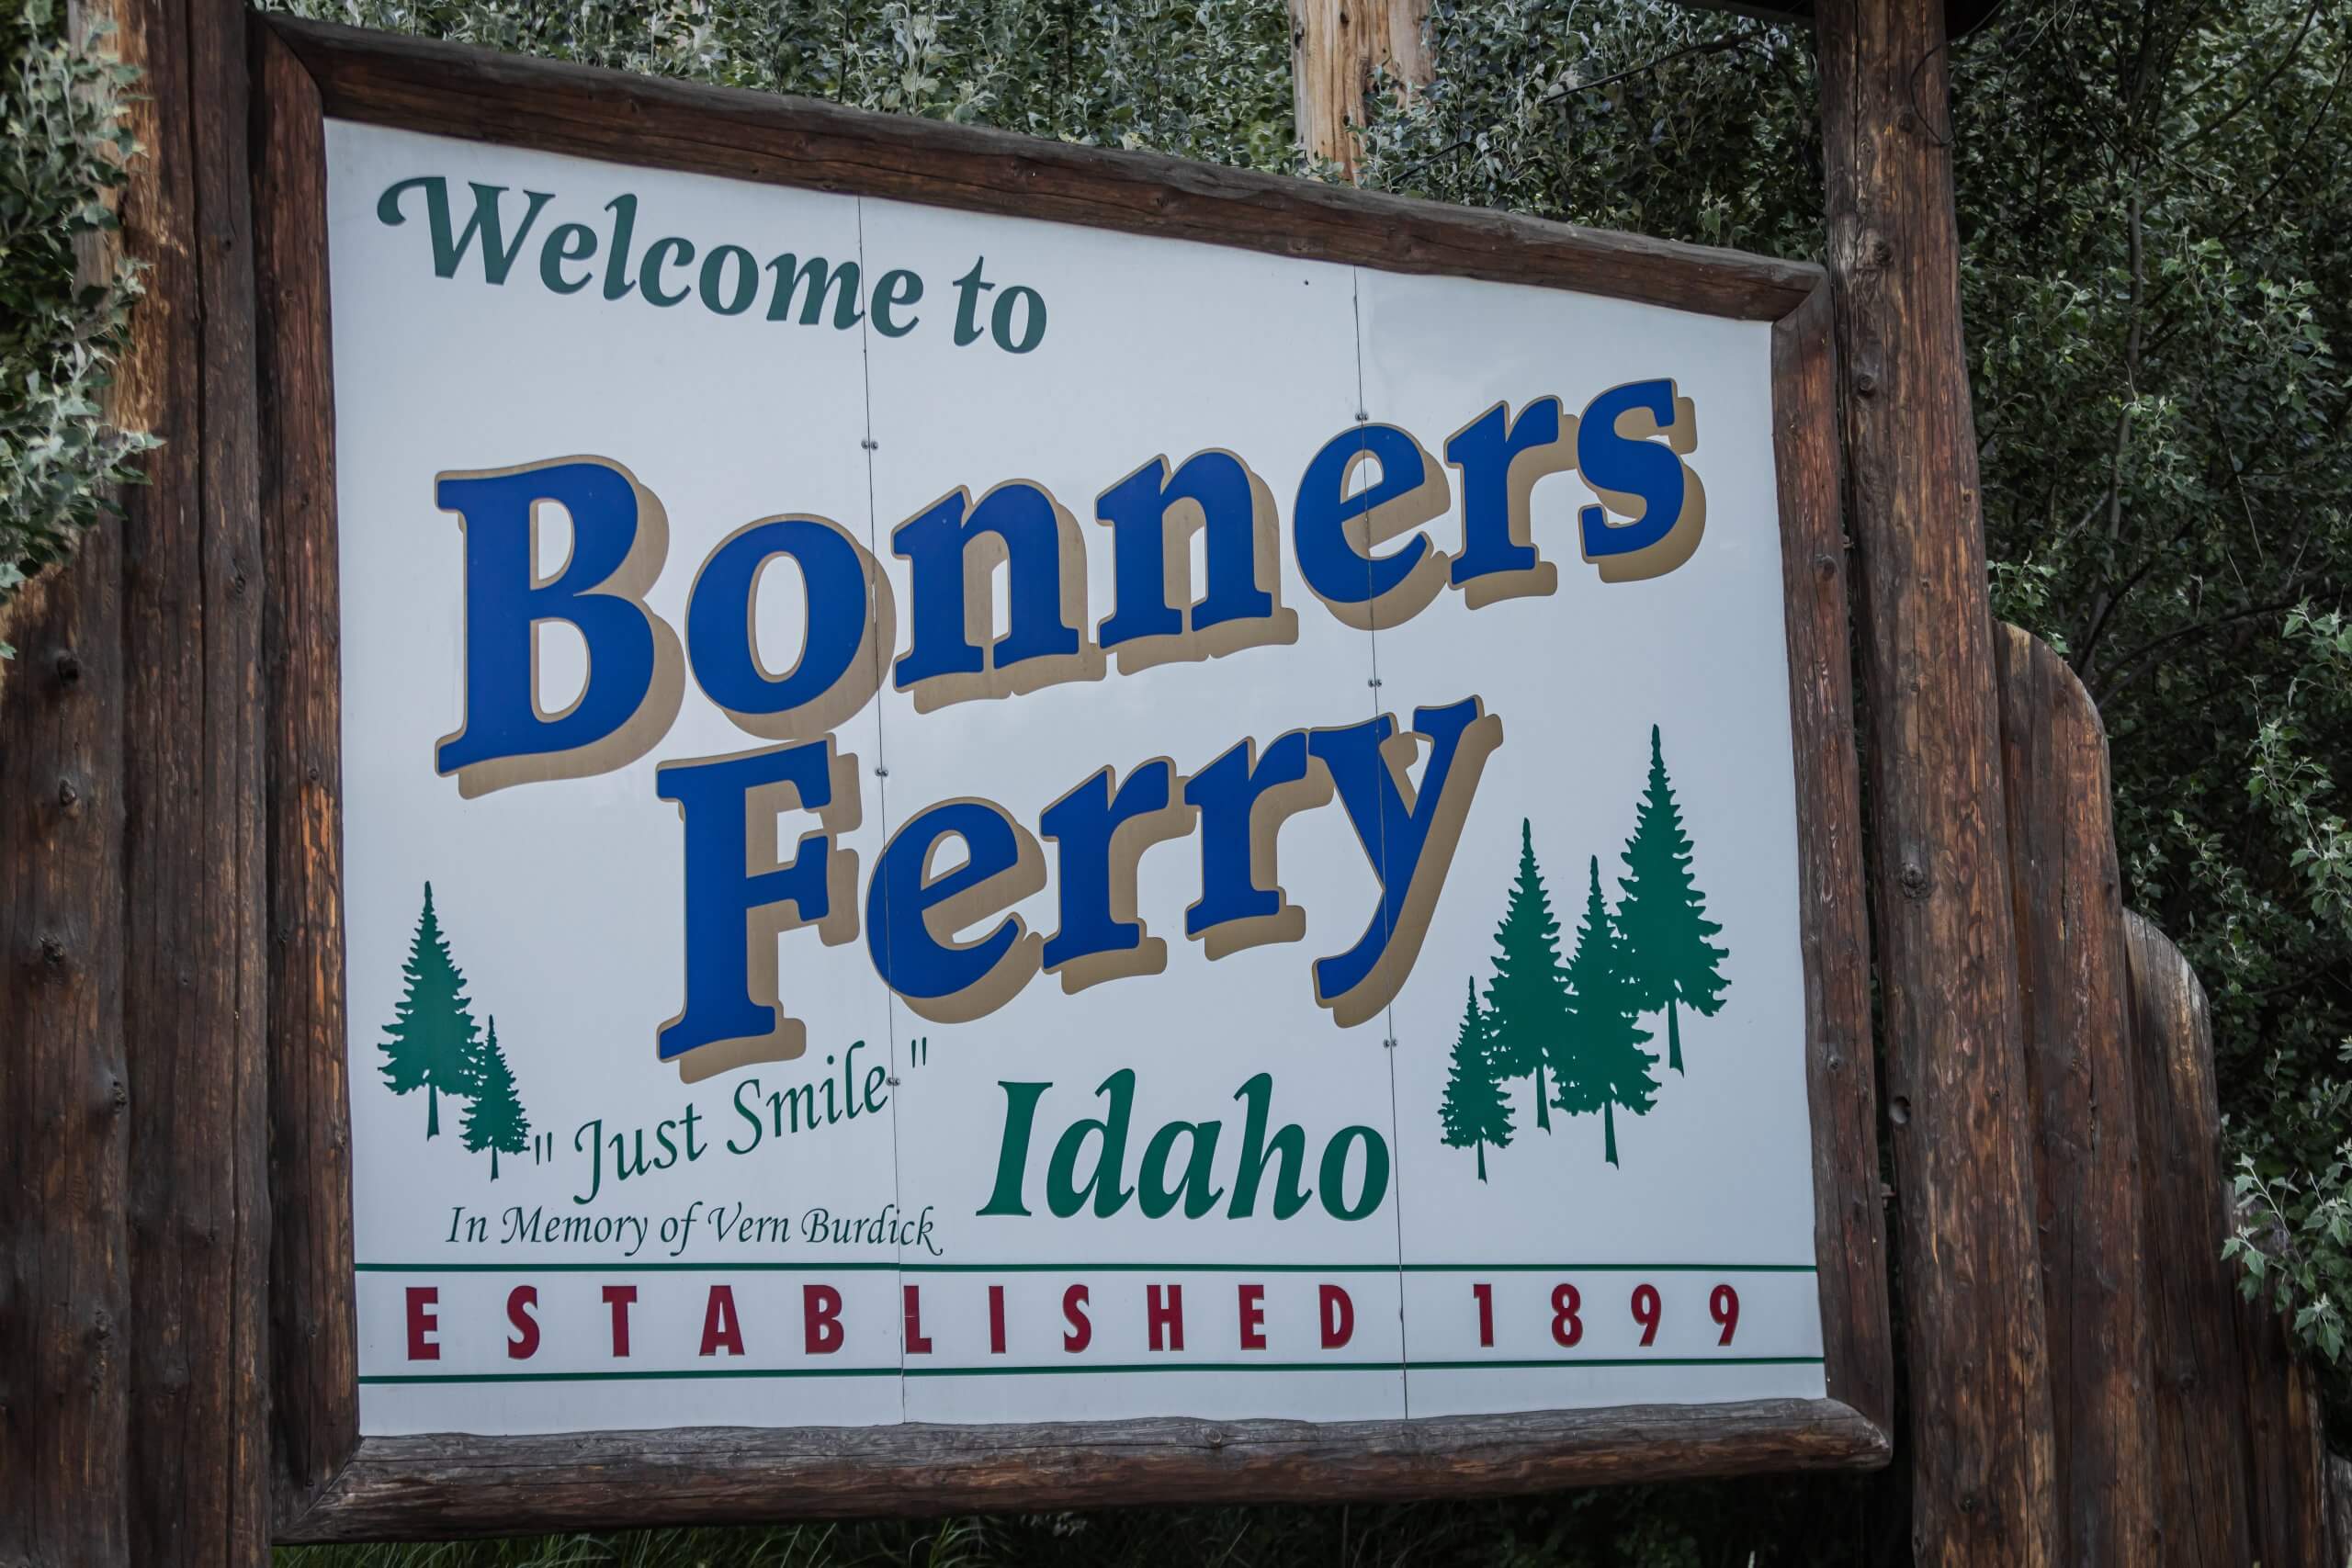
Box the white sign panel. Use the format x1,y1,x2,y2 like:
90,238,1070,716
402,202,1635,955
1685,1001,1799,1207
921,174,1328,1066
327,119,1826,1438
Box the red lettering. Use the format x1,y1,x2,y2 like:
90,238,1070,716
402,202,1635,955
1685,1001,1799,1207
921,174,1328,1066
1238,1283,1267,1350
1062,1283,1092,1352
1472,1281,1494,1348
1551,1282,1583,1348
989,1284,1008,1355
701,1284,745,1357
1147,1283,1184,1351
604,1283,637,1357
804,1283,844,1353
405,1286,439,1361
506,1284,539,1360
1318,1283,1353,1349
902,1284,932,1354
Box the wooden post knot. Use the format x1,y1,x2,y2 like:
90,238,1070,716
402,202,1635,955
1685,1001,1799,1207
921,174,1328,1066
1889,1096,1912,1126
1853,368,1881,398
1897,861,1930,898
55,775,80,815
52,649,81,685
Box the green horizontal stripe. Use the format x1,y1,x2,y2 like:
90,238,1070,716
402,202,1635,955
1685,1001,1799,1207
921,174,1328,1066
356,1261,1815,1275
362,1355,1822,1387
361,1366,901,1384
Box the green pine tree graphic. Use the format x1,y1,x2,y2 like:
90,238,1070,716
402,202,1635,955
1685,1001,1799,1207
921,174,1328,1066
1484,819,1574,1133
1616,725,1731,1073
461,1017,531,1179
1439,977,1515,1181
379,882,484,1140
1558,856,1658,1168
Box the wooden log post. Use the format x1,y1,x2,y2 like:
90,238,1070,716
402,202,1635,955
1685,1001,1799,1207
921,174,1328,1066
2233,1242,2331,1568
1814,0,2057,1561
0,0,269,1562
1286,0,1430,175
2124,912,2255,1564
0,530,133,1568
1990,625,2156,1562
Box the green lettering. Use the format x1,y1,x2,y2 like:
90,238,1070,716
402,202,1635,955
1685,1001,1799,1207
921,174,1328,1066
978,1079,1050,1217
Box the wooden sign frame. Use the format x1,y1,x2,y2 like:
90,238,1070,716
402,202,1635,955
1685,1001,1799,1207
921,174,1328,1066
251,13,1889,1540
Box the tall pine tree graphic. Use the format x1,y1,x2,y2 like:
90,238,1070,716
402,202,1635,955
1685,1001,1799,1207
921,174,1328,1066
1558,856,1659,1167
1439,977,1514,1181
379,882,483,1139
1484,819,1574,1132
462,1018,531,1179
1616,726,1730,1073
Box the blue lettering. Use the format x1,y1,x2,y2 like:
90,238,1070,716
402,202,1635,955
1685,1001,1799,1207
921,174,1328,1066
434,459,682,795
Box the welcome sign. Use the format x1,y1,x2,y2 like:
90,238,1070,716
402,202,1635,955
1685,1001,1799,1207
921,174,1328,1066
323,107,1869,1450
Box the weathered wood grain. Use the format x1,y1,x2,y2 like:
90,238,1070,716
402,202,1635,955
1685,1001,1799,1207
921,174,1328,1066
280,1396,1890,1541
0,538,132,1567
1286,0,1430,176
2123,912,2253,1566
1815,0,2056,1559
1773,282,1891,1437
251,20,361,1535
1991,624,2154,1563
2326,1450,2352,1566
261,15,1816,322
2233,1247,2331,1568
107,0,273,1560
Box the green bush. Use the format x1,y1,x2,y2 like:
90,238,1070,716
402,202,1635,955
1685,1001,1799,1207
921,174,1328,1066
0,0,154,653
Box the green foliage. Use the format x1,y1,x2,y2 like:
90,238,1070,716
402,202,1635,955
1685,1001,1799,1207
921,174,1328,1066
461,1017,531,1178
1555,855,1657,1168
1439,975,1513,1179
1615,725,1726,1074
1483,817,1572,1132
266,0,1295,168
380,882,486,1139
0,0,156,651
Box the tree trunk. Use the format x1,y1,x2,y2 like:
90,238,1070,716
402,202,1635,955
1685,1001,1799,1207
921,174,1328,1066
1475,1140,1487,1183
1532,1059,1551,1130
1603,1101,1618,1168
1285,0,1432,179
1815,0,2056,1559
427,1083,439,1138
1666,998,1682,1074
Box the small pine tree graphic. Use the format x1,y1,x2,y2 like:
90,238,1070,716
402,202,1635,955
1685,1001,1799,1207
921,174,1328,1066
1439,977,1515,1181
1617,726,1730,1074
1485,819,1574,1133
461,1018,531,1180
1558,856,1659,1168
379,882,484,1140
